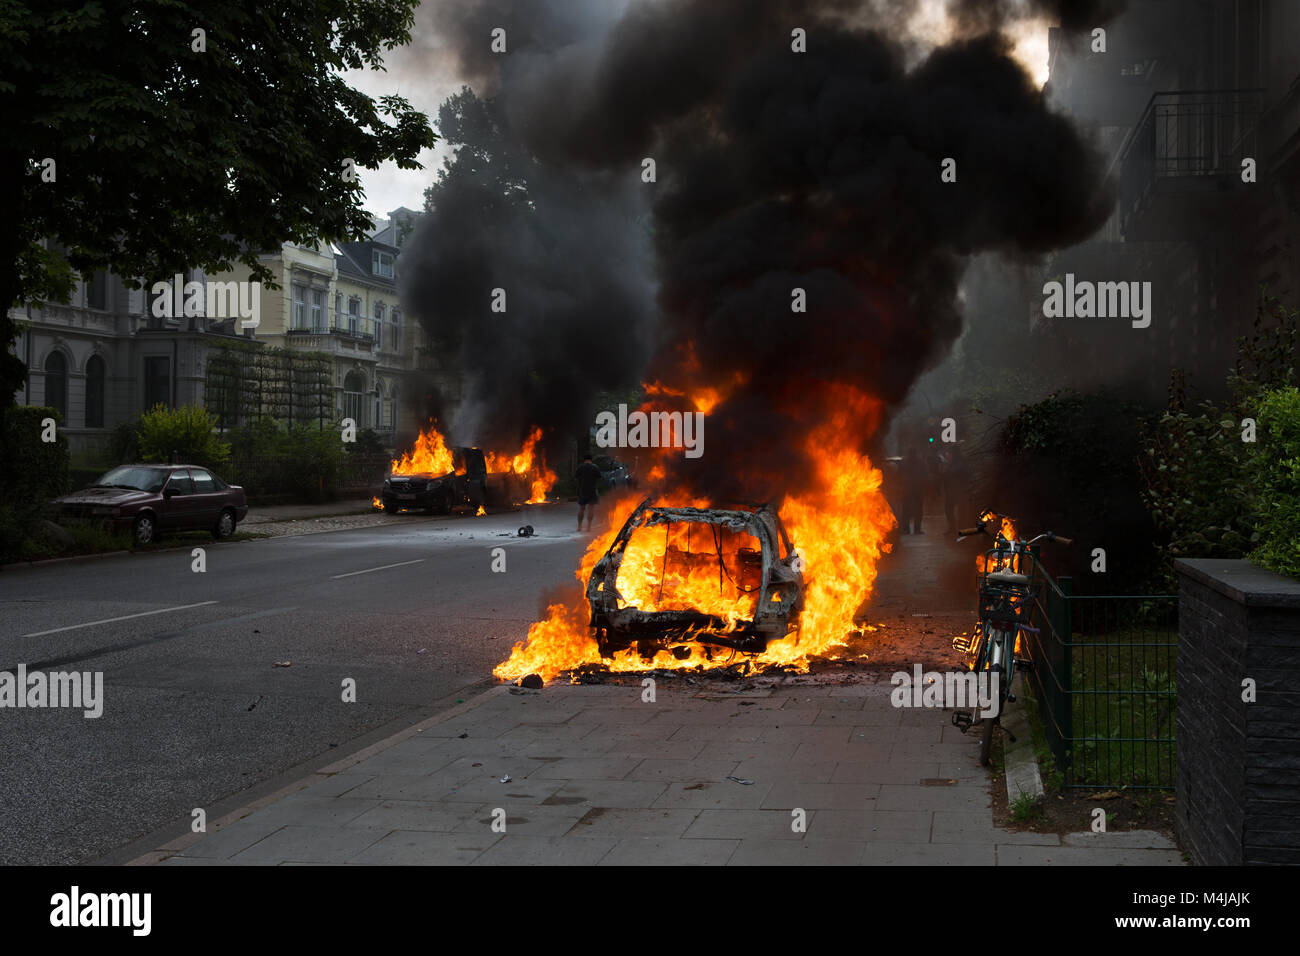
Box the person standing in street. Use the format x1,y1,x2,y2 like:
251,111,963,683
941,442,971,535
574,453,602,532
899,443,925,534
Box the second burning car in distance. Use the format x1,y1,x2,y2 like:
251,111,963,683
382,446,489,515
53,464,248,545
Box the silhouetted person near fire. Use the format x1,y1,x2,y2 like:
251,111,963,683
941,443,971,535
899,444,926,534
575,453,602,532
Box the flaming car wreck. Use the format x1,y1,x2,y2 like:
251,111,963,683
587,499,805,658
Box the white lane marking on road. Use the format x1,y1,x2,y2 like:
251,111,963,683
22,600,220,638
331,559,427,579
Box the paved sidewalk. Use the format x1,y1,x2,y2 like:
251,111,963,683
241,499,378,525
142,676,1184,866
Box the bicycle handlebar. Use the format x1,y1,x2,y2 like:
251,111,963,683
962,514,1074,547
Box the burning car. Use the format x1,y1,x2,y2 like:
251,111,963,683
382,446,488,515
380,424,556,513
586,498,805,658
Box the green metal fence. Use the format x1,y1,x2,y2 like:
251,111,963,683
1021,566,1178,790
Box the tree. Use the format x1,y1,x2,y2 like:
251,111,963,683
422,87,535,213
1,0,438,410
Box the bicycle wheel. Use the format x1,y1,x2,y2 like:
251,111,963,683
979,687,997,765
978,630,1010,766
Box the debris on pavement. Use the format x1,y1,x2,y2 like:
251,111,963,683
726,775,755,786
272,660,292,667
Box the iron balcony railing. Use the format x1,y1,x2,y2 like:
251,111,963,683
1119,89,1264,232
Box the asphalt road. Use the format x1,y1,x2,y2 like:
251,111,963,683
0,504,590,864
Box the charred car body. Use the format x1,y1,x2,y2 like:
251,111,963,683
587,498,804,657
383,446,488,514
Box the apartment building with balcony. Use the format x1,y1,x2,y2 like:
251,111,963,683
1040,0,1300,399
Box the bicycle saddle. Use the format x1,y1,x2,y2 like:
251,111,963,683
986,570,1030,586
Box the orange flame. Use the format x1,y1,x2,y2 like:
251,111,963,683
372,496,383,510
391,425,455,476
975,512,1022,573
392,423,556,504
493,386,896,682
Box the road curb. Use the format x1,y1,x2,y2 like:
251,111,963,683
123,681,507,866
1002,682,1044,806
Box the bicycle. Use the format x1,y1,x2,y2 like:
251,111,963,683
951,512,1072,765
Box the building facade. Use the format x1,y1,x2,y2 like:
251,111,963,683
1042,0,1300,399
7,208,441,457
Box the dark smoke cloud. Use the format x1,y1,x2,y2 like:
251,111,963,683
400,0,1116,495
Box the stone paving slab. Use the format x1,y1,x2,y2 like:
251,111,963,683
154,681,1184,866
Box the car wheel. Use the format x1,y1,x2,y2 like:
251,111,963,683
133,514,156,546
212,508,236,540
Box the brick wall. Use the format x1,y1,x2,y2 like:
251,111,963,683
1176,559,1300,865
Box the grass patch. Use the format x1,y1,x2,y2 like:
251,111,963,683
1010,790,1043,822
1067,627,1176,789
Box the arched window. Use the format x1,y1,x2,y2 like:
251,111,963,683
343,370,365,426
85,355,106,428
44,352,68,421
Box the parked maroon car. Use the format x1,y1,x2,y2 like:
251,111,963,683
54,464,248,545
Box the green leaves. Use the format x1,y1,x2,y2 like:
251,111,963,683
1248,386,1300,579
138,404,230,467
1,0,437,407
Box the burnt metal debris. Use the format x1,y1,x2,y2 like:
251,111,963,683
586,497,805,658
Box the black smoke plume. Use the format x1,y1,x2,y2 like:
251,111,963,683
398,0,1119,495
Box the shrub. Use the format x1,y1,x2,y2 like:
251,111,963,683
1137,392,1256,586
1249,386,1300,578
0,406,70,563
138,404,230,468
1137,294,1298,586
283,423,345,501
979,389,1161,592
347,427,387,456
108,417,142,462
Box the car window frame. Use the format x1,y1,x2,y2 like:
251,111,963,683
164,469,195,495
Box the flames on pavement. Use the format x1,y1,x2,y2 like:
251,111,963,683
494,384,897,683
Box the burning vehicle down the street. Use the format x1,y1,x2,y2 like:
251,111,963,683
382,445,489,515
587,499,804,659
378,424,556,513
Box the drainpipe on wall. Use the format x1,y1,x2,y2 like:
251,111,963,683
24,303,32,404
